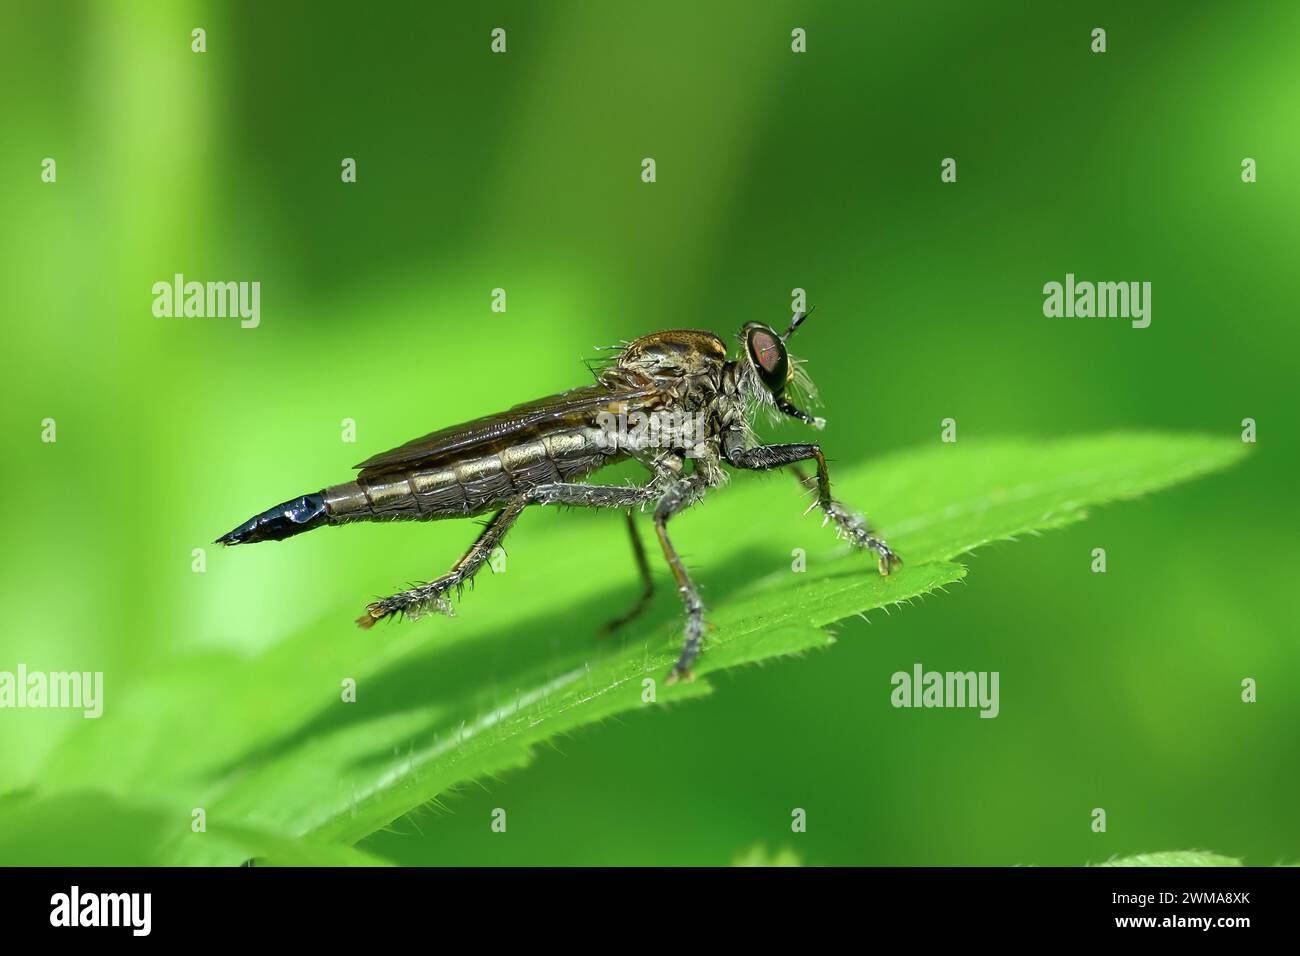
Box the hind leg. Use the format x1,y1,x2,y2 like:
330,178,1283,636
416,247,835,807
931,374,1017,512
358,481,661,627
357,497,527,627
598,511,657,635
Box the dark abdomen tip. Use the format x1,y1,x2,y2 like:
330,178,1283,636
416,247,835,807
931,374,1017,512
216,492,328,545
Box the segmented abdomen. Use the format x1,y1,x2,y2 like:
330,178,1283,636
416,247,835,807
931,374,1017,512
322,428,616,523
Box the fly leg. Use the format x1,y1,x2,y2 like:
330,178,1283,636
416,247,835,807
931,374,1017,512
722,432,901,574
528,483,658,510
654,476,710,684
533,476,713,677
597,512,656,636
357,497,527,627
360,482,660,627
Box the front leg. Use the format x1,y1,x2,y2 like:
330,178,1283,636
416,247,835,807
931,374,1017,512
723,433,901,575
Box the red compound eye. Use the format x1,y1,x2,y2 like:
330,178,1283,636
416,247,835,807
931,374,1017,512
745,324,789,393
750,330,781,373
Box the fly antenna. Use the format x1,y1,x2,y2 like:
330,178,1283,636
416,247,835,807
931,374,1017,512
782,306,814,342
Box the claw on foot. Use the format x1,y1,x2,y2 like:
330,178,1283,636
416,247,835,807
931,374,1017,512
665,665,695,685
878,552,903,576
356,604,385,629
356,592,455,629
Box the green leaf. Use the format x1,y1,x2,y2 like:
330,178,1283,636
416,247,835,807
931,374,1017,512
1094,851,1244,867
0,790,390,867
17,432,1247,863
732,844,804,867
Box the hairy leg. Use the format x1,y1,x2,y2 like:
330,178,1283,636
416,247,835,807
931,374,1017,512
357,497,526,627
654,476,710,684
723,436,900,574
358,482,661,627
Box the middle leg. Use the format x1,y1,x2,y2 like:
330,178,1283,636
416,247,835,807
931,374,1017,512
654,476,710,684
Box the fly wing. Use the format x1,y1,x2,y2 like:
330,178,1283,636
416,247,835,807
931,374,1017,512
354,381,661,478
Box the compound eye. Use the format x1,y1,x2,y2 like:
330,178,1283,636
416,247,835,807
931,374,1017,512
747,325,788,391
750,329,780,372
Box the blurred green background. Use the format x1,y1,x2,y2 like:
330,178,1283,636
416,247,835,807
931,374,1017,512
2,0,1297,865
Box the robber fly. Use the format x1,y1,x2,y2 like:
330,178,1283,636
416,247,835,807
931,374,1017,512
216,313,900,682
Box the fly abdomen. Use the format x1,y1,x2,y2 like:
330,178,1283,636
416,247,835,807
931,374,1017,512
322,428,618,525
218,428,624,542
322,475,431,522
322,459,511,523
540,430,612,480
215,492,329,545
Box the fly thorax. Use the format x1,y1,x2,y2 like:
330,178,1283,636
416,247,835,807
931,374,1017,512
725,358,774,425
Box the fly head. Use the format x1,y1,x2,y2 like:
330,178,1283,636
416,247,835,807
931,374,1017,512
739,312,824,429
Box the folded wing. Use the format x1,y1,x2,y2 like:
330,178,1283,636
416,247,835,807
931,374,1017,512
354,382,661,479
